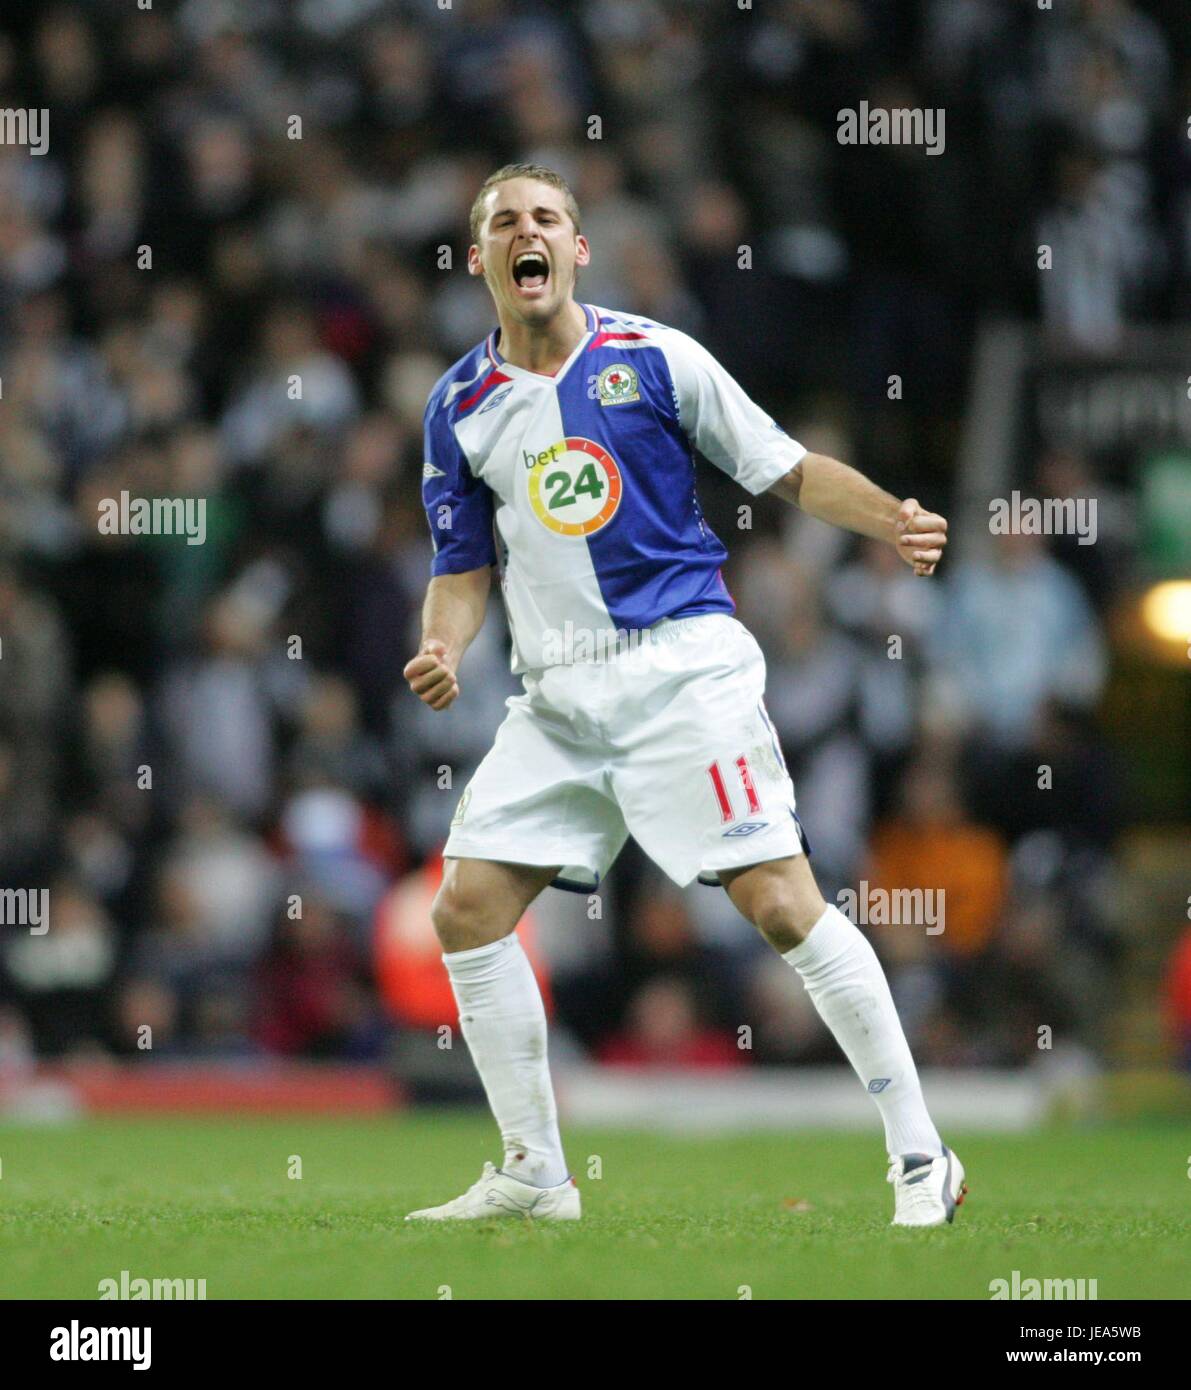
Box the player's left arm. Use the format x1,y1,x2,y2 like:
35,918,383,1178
768,454,948,577
661,329,947,576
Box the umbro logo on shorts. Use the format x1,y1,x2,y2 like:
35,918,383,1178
722,821,768,837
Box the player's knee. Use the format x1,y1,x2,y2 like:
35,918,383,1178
749,892,814,952
430,877,506,953
722,856,828,956
737,871,826,952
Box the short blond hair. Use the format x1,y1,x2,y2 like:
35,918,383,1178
469,163,582,245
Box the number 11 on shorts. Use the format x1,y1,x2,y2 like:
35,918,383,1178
707,755,762,824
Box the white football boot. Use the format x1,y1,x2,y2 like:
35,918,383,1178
887,1146,967,1227
405,1161,581,1223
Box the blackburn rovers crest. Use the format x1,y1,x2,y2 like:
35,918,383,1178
596,363,639,406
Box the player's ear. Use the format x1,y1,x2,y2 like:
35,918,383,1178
467,244,485,277
573,235,591,268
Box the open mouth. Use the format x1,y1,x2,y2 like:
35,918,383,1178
512,250,549,293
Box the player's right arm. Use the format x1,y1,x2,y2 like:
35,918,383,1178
405,568,491,711
407,381,499,711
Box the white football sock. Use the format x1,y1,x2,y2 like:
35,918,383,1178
444,934,569,1188
784,903,943,1158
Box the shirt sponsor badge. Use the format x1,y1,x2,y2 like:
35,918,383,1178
526,437,623,537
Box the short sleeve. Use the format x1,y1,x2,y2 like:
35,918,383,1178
422,394,497,575
661,329,805,495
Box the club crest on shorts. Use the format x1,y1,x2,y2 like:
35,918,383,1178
450,786,472,827
597,363,639,406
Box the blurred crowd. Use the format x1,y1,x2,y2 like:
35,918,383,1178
0,0,1184,1074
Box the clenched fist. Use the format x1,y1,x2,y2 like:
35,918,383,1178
404,638,459,711
894,498,948,577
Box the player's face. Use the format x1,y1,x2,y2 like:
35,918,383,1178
469,178,590,326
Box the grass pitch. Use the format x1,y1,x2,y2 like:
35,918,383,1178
0,1114,1187,1300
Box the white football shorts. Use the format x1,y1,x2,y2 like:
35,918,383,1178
443,613,808,892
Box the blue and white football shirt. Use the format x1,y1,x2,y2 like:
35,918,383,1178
422,304,805,673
